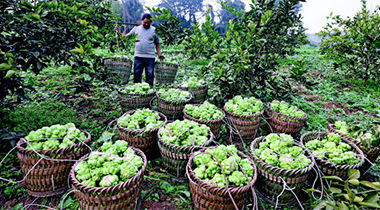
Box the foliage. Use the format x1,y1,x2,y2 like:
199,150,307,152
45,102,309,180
157,0,204,28
214,0,246,35
0,152,26,200
309,169,380,209
318,0,380,82
112,0,143,24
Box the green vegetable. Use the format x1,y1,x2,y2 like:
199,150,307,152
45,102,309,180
224,96,263,115
121,82,153,94
180,77,207,87
184,101,223,121
270,100,305,118
157,88,191,101
118,109,164,131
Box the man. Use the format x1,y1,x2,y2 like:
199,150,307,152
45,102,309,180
115,13,164,86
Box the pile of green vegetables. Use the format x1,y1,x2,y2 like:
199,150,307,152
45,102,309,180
192,145,254,187
305,133,361,165
121,82,154,94
270,100,305,118
118,109,165,131
24,123,87,150
180,77,207,87
334,121,380,149
224,96,263,115
254,133,312,170
159,119,210,146
184,101,224,121
157,88,191,101
75,140,143,187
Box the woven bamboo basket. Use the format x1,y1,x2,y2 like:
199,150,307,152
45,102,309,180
223,107,264,141
117,87,156,113
16,131,91,197
70,147,147,210
156,91,193,122
178,83,208,104
117,110,167,159
157,130,213,178
327,124,380,174
250,136,315,206
103,57,133,84
186,146,258,210
155,62,179,84
300,131,365,180
183,106,225,140
265,103,307,138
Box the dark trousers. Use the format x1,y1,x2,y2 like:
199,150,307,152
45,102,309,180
133,57,155,86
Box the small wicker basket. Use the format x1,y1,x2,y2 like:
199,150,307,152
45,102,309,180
16,131,91,197
103,57,133,84
223,107,264,141
250,136,315,206
265,103,307,138
156,91,193,122
117,110,167,159
70,147,147,210
117,87,156,113
186,146,258,210
155,62,179,84
300,131,365,180
157,130,213,178
183,106,225,140
327,124,380,175
178,83,208,104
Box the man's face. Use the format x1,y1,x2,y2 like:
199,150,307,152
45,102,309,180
142,19,152,29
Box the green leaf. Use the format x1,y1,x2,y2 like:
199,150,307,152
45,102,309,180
348,179,360,186
322,176,344,182
362,192,380,206
329,187,342,194
348,169,360,179
0,63,13,71
4,70,15,78
360,181,380,189
357,201,380,208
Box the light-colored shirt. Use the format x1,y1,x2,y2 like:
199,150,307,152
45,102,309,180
127,26,160,59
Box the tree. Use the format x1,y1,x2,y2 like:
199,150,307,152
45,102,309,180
113,0,143,25
157,0,204,28
318,0,380,82
215,0,246,35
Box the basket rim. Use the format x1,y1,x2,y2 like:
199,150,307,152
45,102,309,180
223,106,264,119
156,89,193,104
16,130,92,155
183,105,225,124
103,56,133,61
69,146,147,192
250,135,315,175
300,131,365,169
266,102,308,121
186,145,258,194
117,109,168,135
117,87,156,97
155,61,180,67
327,123,380,153
178,82,209,89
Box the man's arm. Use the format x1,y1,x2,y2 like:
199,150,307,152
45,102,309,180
156,43,165,60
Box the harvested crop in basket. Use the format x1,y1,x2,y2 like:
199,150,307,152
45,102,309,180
121,82,154,94
24,123,87,150
118,108,164,130
224,95,263,115
305,133,360,165
334,120,380,149
75,140,143,187
157,88,191,101
180,77,206,87
254,133,311,170
159,119,210,146
192,145,254,187
184,101,223,121
270,100,305,118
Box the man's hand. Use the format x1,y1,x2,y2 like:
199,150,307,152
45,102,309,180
158,54,165,61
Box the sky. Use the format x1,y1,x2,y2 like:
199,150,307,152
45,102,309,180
142,0,380,34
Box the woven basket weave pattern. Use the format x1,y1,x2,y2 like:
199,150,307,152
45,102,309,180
178,83,208,104
16,131,91,197
186,146,257,210
155,62,179,84
70,147,147,210
156,92,192,121
117,88,156,112
104,57,133,84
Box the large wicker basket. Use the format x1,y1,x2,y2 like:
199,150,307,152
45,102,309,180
186,146,258,210
155,62,179,84
265,103,307,138
223,107,264,141
178,83,208,104
157,130,213,178
117,110,167,159
16,131,91,197
103,57,133,84
156,91,193,122
117,87,156,113
250,136,315,206
183,106,225,140
328,124,380,174
70,147,147,210
300,131,365,180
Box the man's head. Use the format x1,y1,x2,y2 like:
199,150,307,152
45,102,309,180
141,13,152,29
